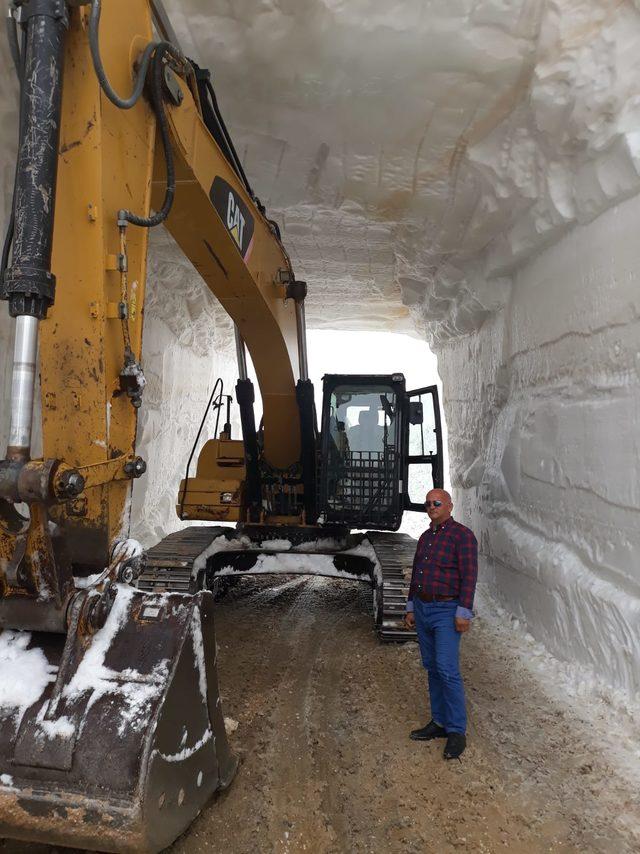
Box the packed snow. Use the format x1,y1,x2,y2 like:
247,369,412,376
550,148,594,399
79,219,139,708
0,632,56,726
36,712,75,740
215,553,364,581
191,533,381,589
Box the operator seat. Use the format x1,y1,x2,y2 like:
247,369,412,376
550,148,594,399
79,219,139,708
347,409,383,453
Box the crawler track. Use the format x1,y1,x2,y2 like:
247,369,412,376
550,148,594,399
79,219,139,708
138,525,418,644
367,531,417,642
137,525,229,593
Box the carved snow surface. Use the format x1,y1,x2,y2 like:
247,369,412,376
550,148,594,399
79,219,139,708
129,228,238,547
165,0,640,340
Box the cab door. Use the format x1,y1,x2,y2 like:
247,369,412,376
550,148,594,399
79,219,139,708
404,385,444,510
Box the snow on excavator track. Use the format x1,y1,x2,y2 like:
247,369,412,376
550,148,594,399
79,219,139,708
139,525,418,643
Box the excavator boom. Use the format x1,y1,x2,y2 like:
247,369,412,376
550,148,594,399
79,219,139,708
0,1,444,850
0,0,300,847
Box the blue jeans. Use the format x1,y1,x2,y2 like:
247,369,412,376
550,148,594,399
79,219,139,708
414,599,467,734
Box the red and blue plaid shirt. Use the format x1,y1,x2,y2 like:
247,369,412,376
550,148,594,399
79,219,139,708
407,517,478,611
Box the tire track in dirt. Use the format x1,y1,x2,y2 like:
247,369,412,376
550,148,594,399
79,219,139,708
263,577,366,852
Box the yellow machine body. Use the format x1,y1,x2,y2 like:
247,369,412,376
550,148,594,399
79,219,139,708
177,438,246,522
43,1,156,570
33,2,302,574
0,0,306,849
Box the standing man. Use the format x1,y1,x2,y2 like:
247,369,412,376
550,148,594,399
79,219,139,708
405,489,478,760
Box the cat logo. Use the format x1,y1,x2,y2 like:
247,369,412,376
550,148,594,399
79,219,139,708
226,191,245,249
209,176,255,261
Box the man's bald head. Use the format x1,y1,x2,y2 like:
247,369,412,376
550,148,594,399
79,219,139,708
427,489,451,503
425,488,453,525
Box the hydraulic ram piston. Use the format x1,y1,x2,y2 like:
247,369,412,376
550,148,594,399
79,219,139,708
7,316,38,460
2,0,68,460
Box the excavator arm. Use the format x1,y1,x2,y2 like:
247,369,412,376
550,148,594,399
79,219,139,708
33,0,307,576
0,1,312,848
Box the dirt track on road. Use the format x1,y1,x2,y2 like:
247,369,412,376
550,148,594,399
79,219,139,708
173,575,639,854
3,574,639,853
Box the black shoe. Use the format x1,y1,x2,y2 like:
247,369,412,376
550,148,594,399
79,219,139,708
443,733,466,759
410,720,447,741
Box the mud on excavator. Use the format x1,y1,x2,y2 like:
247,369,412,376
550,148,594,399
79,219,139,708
0,1,443,850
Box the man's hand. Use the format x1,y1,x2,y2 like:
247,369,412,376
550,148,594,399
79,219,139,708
404,611,416,629
455,617,471,633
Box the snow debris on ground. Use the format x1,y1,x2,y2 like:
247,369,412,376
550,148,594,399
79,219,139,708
0,632,57,726
476,584,640,783
224,716,239,734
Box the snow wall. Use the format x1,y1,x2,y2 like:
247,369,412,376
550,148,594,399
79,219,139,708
0,0,639,702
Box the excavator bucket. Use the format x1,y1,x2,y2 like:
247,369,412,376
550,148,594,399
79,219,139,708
0,585,236,853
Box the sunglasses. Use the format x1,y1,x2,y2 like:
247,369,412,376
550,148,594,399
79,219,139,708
424,500,443,508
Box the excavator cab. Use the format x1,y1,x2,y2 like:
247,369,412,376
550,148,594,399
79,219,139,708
318,374,444,529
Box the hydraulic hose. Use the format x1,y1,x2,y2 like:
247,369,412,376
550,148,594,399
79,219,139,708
3,0,67,462
89,0,187,227
5,10,21,77
5,2,66,320
88,0,156,110
178,379,224,519
1,21,25,292
118,41,177,227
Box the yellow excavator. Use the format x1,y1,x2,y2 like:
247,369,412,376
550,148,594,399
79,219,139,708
0,1,443,850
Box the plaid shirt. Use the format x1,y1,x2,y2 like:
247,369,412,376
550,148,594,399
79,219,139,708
407,517,478,611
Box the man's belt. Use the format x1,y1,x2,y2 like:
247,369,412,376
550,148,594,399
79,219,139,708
416,593,457,603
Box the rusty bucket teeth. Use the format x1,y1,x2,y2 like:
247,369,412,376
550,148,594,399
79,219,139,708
0,586,237,853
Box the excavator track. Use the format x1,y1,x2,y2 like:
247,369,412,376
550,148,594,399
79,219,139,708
137,525,229,593
366,531,417,643
138,526,418,643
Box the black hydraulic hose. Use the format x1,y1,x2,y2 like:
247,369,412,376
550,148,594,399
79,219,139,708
178,379,224,519
236,378,262,522
204,78,254,198
117,41,178,227
12,13,63,268
88,0,186,227
88,0,156,110
5,12,21,77
1,24,26,288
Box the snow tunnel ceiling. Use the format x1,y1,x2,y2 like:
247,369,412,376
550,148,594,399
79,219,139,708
165,0,640,338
